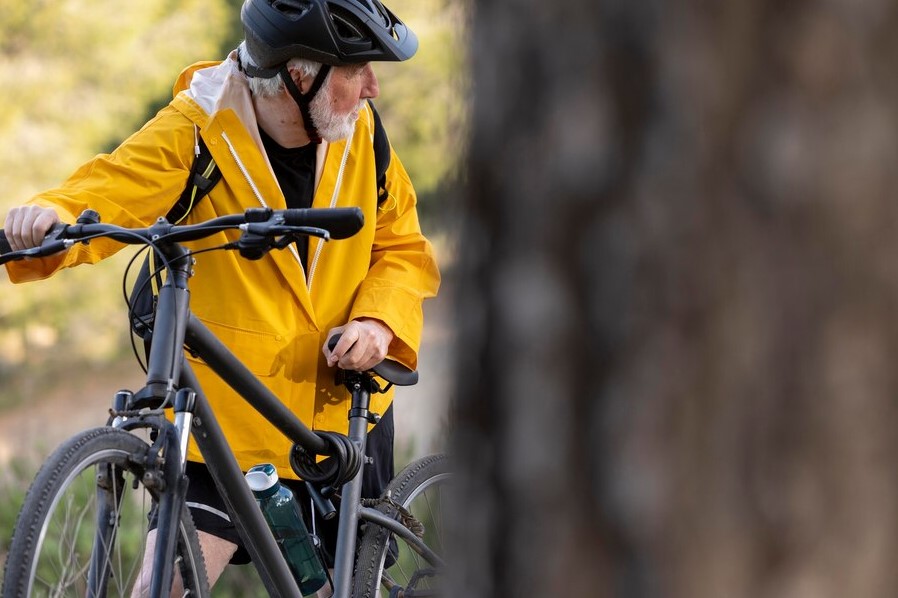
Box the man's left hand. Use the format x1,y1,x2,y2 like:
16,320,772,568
323,318,394,371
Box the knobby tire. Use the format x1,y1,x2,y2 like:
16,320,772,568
1,426,209,597
352,453,450,598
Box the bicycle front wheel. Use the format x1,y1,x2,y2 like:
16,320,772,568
1,426,208,597
353,453,451,598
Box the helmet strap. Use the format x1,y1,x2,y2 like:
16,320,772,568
279,64,331,145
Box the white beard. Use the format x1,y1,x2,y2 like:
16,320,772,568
309,84,365,142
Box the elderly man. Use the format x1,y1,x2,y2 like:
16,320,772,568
3,0,439,593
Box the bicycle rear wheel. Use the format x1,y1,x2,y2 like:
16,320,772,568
352,453,450,597
1,426,208,597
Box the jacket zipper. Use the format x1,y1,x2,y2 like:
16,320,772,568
221,128,355,291
220,131,305,276
307,126,355,292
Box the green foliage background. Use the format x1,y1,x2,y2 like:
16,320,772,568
0,0,466,406
0,0,464,591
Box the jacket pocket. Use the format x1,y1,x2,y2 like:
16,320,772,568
185,317,291,378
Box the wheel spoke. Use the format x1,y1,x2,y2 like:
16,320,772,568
2,428,208,598
354,454,450,597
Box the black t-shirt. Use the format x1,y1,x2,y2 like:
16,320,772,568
259,127,317,267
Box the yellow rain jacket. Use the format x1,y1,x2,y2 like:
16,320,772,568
5,55,441,477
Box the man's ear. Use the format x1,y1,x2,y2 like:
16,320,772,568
286,64,313,94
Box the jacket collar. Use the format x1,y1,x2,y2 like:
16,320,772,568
172,56,339,324
180,54,330,194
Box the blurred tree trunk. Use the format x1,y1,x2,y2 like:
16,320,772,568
452,0,898,597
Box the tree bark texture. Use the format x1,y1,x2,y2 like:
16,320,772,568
452,1,898,597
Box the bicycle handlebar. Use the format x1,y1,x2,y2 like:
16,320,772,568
0,207,364,265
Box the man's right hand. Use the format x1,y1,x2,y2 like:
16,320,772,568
4,206,61,251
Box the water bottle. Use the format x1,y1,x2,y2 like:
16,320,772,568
245,464,328,596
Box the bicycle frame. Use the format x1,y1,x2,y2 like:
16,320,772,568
128,238,439,597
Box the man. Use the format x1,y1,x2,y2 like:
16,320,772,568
3,0,440,593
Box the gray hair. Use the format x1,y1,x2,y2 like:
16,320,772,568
237,41,322,98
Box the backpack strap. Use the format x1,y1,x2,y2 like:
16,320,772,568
167,135,221,224
130,131,220,338
368,100,392,205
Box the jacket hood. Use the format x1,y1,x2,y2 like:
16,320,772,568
172,60,228,110
172,53,265,126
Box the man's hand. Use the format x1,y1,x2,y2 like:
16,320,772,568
4,206,61,251
323,318,394,372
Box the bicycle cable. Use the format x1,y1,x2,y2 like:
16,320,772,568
123,240,241,373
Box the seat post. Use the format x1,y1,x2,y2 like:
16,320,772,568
331,371,378,598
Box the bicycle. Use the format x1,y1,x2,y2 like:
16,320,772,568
0,207,449,597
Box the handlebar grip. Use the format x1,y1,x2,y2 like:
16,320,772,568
0,230,10,255
283,208,364,240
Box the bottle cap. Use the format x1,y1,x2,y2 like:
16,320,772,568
245,463,279,494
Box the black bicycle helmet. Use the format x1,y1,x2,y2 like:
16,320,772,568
241,0,418,74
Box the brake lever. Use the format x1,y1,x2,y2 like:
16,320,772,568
291,226,331,240
0,222,71,263
269,227,332,252
45,222,70,242
243,223,332,240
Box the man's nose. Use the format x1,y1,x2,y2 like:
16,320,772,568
361,64,379,99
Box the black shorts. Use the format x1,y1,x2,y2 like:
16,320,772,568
150,405,394,567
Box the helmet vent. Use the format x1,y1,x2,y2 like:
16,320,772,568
271,0,312,20
330,6,367,42
372,1,393,29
